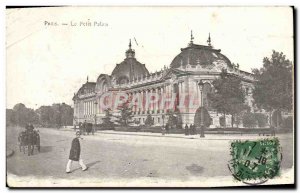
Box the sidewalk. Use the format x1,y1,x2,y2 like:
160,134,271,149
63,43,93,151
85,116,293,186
41,127,292,141
96,130,292,140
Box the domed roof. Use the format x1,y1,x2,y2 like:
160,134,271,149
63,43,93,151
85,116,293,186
170,34,232,69
111,40,149,84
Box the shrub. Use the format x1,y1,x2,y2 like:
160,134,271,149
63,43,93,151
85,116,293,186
194,107,211,128
242,112,257,128
219,116,226,127
254,113,268,127
282,116,293,130
271,110,282,127
144,114,154,126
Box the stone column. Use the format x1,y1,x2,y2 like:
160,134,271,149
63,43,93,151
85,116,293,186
155,87,159,113
140,90,144,111
145,89,149,113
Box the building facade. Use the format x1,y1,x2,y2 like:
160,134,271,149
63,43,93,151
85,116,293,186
73,33,256,128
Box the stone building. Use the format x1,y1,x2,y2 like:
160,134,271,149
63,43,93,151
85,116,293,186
73,33,255,128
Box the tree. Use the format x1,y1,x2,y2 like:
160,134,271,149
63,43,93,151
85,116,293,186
254,113,268,128
242,112,257,128
115,101,134,126
219,116,226,127
252,51,293,127
144,114,154,126
9,103,39,126
167,110,182,129
208,69,248,127
102,108,114,129
6,109,15,126
36,106,53,126
60,103,74,126
51,104,62,128
282,116,293,130
194,107,212,128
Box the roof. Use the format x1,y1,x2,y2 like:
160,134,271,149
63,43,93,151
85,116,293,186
112,58,149,78
72,82,96,100
170,43,232,69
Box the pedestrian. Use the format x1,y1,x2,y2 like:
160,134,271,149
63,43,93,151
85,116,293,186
190,124,195,135
83,120,87,135
161,125,166,135
184,124,189,135
165,123,170,135
66,131,88,173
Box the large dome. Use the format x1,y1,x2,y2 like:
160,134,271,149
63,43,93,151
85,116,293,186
111,40,149,85
170,43,232,69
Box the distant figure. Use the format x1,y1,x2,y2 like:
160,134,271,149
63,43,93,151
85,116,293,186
161,125,166,136
25,123,30,131
165,124,170,134
66,131,88,173
190,124,196,135
83,120,87,135
185,124,189,135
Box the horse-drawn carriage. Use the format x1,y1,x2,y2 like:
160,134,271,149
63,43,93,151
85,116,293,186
78,122,94,135
18,125,40,156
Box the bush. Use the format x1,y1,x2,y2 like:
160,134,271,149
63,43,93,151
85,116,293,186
219,116,225,127
194,107,211,128
271,110,282,127
144,114,154,126
254,113,268,127
281,116,293,130
242,112,257,128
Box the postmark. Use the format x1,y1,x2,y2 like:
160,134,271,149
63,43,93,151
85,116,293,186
229,138,282,185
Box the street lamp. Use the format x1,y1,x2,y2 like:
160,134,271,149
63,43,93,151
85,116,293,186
93,101,98,135
198,80,205,138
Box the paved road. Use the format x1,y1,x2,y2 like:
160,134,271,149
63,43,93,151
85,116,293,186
6,126,294,187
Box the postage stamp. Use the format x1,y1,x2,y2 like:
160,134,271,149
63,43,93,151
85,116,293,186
229,138,282,185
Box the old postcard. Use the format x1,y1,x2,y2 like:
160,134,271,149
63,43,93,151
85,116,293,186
6,6,294,187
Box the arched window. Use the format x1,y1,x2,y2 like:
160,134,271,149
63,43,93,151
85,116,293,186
118,76,129,85
102,82,107,92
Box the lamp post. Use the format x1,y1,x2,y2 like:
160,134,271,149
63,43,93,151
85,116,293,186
198,80,205,138
93,101,98,135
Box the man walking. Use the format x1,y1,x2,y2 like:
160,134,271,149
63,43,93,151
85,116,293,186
66,131,88,173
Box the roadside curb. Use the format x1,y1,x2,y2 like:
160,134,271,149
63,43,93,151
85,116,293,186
6,149,14,158
98,131,198,139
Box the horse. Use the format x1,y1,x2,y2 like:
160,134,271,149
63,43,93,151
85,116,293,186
18,129,40,156
18,131,27,154
85,123,93,135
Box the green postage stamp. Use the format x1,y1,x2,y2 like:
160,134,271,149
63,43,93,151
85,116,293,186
229,138,282,184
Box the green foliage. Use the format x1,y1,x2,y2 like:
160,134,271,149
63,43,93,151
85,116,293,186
7,103,73,127
102,108,114,129
144,114,154,126
209,69,248,119
242,112,257,128
115,101,134,126
271,110,282,127
9,103,39,126
167,110,182,129
194,107,212,128
254,113,268,127
281,116,293,130
252,51,293,112
219,116,226,127
36,103,73,127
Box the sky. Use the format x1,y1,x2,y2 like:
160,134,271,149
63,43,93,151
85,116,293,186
6,6,293,109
